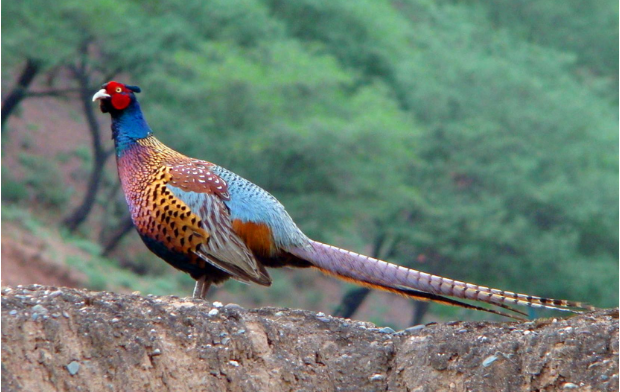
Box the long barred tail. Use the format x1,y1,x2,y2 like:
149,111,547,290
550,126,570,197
290,240,595,320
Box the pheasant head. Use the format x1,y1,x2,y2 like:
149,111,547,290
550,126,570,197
92,81,142,114
93,81,150,154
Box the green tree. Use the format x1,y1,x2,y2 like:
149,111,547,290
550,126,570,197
2,0,616,324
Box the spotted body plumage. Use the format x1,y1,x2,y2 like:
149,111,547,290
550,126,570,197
93,81,595,320
116,136,273,285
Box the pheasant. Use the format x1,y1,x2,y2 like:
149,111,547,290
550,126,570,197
93,81,593,320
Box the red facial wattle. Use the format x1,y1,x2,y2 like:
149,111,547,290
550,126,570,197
111,93,131,110
105,81,131,110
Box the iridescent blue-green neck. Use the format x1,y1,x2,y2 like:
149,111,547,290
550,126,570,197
111,100,153,156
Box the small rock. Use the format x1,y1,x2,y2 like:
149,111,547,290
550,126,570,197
213,301,223,308
221,337,230,345
274,311,285,317
32,304,48,314
229,360,240,367
67,361,80,376
562,382,578,389
236,329,246,335
9,310,17,316
151,349,162,356
378,327,395,334
482,355,498,367
404,325,425,333
62,311,70,318
224,303,243,310
369,374,386,381
208,309,219,317
316,312,325,317
317,317,331,323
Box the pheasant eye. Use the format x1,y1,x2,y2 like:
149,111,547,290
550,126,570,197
115,87,123,93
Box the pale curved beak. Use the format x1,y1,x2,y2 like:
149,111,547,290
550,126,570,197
92,89,111,102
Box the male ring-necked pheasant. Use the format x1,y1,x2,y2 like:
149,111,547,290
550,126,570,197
93,81,593,319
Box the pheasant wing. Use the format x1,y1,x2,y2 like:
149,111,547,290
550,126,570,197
163,160,271,286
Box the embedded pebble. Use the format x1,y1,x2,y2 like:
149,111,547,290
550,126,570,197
66,361,80,375
9,310,17,316
378,327,395,334
369,374,386,381
229,360,240,367
212,301,223,308
224,303,243,311
482,355,498,367
403,325,425,333
152,349,162,356
207,309,219,317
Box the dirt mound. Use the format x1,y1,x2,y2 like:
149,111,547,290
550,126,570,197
2,285,618,391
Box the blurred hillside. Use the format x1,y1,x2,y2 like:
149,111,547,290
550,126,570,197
2,0,618,328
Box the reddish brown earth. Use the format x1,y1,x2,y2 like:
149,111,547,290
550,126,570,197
2,78,116,290
1,222,86,289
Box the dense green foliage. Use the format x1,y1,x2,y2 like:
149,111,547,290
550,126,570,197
3,0,618,322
